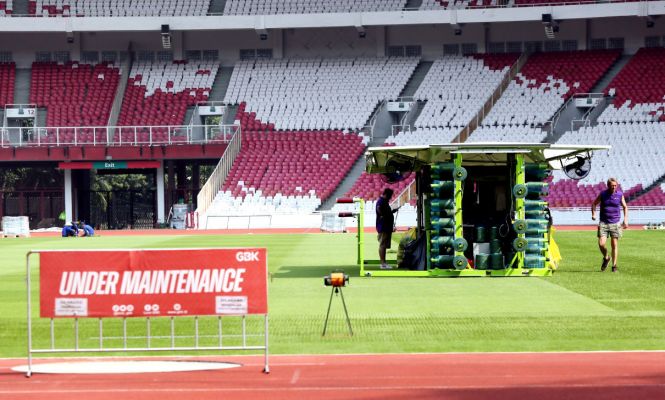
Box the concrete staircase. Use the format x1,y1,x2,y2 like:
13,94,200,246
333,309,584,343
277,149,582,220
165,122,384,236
590,54,633,93
626,173,665,203
318,134,386,211
209,66,234,102
10,0,29,15
13,68,31,104
404,0,422,9
545,53,634,142
207,0,227,14
399,61,432,98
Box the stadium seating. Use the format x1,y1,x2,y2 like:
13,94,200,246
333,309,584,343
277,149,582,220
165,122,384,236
420,0,502,9
28,61,119,144
0,62,15,107
28,0,209,16
629,183,665,207
552,121,665,206
0,0,13,16
223,0,406,15
116,60,217,144
465,124,548,142
208,102,366,215
549,48,665,207
385,54,517,146
466,50,620,144
224,57,419,131
599,48,665,123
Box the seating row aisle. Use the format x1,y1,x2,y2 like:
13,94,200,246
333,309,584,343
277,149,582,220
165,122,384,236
224,57,419,131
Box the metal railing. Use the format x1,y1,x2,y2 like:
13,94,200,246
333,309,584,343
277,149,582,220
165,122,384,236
195,126,242,216
546,92,604,135
0,124,239,147
390,178,417,210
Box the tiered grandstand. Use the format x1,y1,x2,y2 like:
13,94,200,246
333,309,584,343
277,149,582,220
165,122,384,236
551,48,665,208
224,57,418,131
1,1,665,227
204,56,418,216
223,0,406,14
387,53,518,146
111,60,218,144
209,103,365,215
28,0,210,16
468,50,621,143
30,61,120,127
28,61,119,144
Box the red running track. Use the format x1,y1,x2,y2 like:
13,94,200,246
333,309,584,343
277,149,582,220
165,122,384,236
1,352,664,400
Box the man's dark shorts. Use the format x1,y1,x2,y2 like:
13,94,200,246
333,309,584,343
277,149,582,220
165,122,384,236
378,232,392,249
598,222,622,239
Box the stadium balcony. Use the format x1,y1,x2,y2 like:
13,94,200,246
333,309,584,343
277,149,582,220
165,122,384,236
28,0,209,16
207,102,365,215
0,62,15,107
224,57,418,132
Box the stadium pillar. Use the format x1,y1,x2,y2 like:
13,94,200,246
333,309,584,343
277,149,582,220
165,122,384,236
192,162,200,209
156,161,165,224
64,169,73,224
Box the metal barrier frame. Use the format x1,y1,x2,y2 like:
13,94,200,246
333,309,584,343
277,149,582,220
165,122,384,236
25,250,269,377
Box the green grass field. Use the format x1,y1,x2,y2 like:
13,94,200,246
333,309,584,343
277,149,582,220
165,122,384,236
1,230,664,358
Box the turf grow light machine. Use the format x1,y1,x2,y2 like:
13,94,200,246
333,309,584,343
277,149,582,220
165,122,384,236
357,142,608,277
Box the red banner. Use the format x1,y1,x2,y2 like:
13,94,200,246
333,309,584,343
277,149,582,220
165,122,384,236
39,248,267,318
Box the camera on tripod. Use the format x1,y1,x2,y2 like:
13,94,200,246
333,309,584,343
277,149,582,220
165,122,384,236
323,270,349,287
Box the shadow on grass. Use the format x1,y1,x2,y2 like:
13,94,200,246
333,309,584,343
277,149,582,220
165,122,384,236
274,265,360,278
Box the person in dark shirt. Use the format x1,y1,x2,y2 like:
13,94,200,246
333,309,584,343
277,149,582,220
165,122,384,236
376,188,399,270
591,178,628,272
61,225,76,237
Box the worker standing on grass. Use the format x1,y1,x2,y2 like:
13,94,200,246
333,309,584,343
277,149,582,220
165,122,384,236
376,188,399,270
591,177,628,272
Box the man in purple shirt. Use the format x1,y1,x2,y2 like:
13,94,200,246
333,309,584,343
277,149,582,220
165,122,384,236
591,178,628,272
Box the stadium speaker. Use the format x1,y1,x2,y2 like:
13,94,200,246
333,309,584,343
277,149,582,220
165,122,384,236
646,17,655,28
66,31,74,44
259,33,268,41
541,13,552,24
161,24,170,35
358,31,366,39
